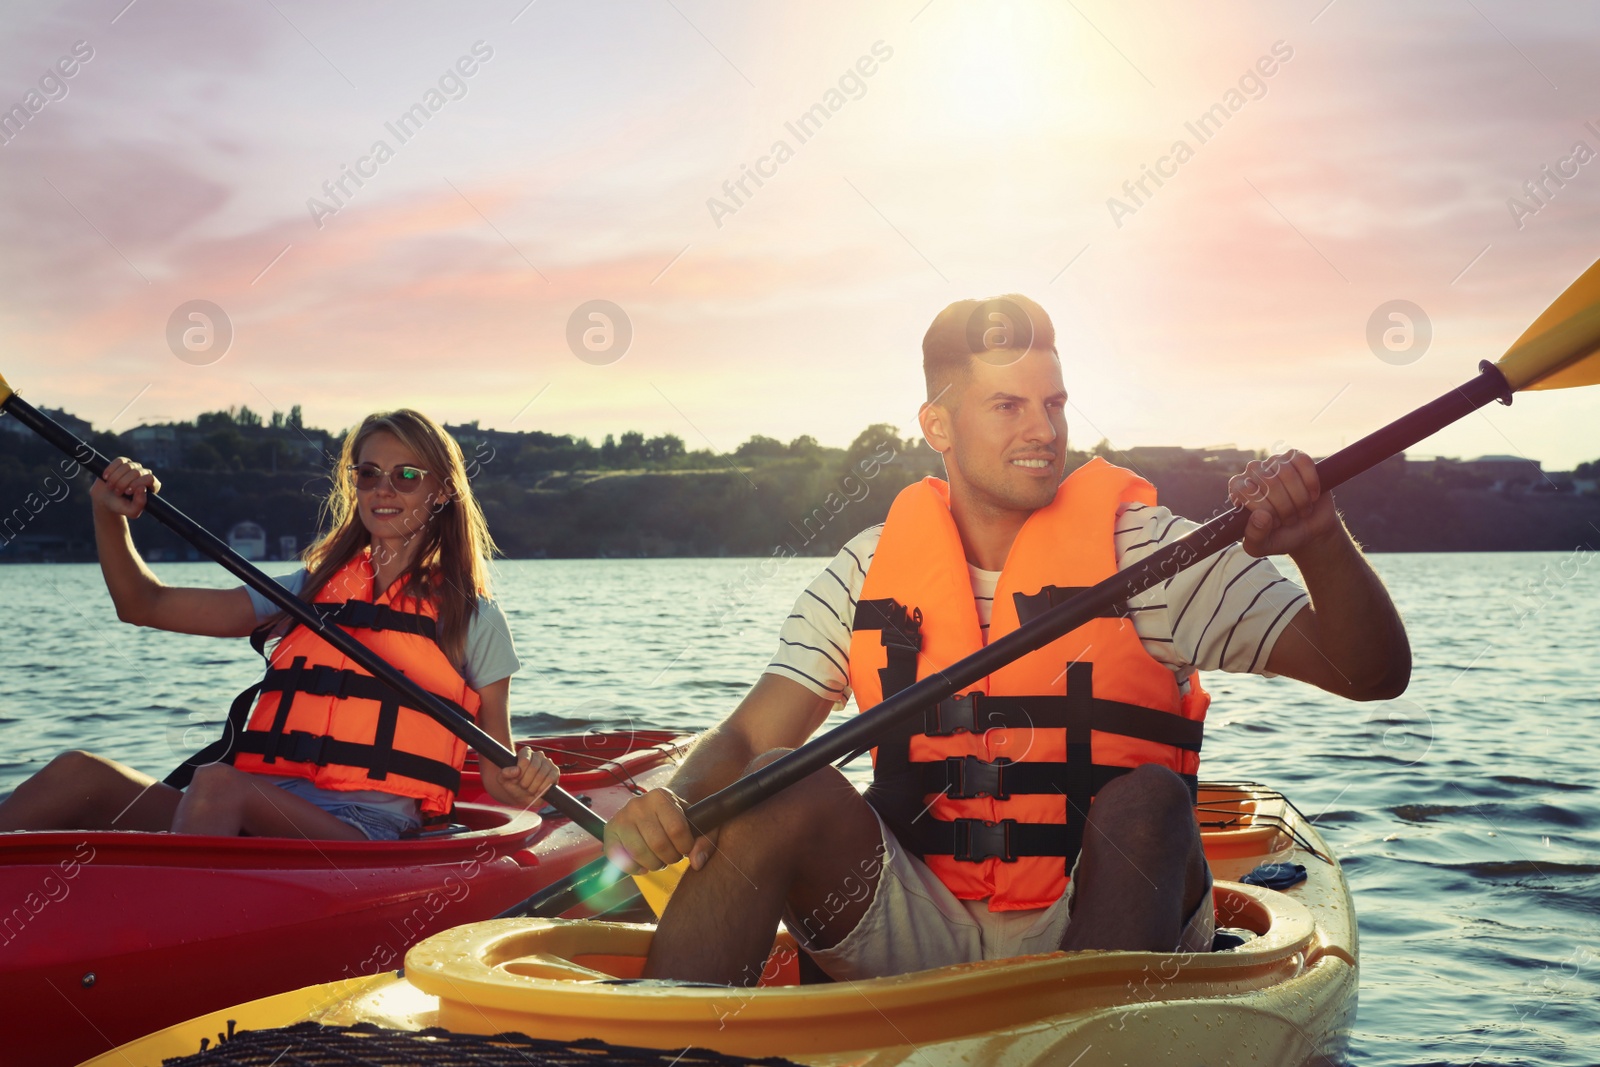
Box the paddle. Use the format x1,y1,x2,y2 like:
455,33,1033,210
0,383,678,914
509,255,1600,919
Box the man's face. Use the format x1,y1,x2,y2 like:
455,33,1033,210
932,346,1069,513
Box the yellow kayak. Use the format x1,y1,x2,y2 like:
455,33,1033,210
81,783,1355,1067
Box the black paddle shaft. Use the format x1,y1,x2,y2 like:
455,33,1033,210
515,359,1514,917
0,391,606,840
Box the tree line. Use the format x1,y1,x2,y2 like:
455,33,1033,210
1,407,1597,561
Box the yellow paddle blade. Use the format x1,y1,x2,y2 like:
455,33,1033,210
1495,256,1600,391
633,858,688,917
0,370,13,406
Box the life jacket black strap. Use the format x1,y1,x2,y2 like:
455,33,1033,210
910,767,1201,864
851,597,923,781
232,663,470,785
913,757,1174,800
259,656,309,763
324,599,438,639
912,759,1199,802
229,730,462,793
162,680,262,789
919,691,1203,752
369,698,400,782
853,597,923,651
255,663,472,720
248,599,438,659
1061,661,1096,867
913,818,1073,863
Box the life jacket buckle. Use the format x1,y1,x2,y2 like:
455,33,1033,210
281,730,330,766
338,600,381,630
924,692,981,736
304,665,355,699
952,817,1016,863
943,755,1012,800
856,597,922,649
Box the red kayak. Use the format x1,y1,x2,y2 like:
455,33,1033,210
0,730,686,1067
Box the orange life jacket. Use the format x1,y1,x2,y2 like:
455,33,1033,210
847,460,1210,911
226,552,481,817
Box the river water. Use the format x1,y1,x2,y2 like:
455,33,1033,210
1,553,1596,1066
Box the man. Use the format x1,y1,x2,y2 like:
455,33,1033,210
607,295,1409,984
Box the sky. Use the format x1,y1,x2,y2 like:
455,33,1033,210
1,0,1598,469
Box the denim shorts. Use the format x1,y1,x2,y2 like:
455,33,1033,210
260,776,422,841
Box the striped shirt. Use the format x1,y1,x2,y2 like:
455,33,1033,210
766,502,1309,706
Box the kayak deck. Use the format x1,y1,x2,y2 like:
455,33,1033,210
82,781,1356,1067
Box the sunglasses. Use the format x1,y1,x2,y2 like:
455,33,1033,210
349,463,430,494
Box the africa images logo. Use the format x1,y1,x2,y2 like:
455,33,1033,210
965,297,1035,366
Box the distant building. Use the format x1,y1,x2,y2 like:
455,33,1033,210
266,427,332,467
443,421,518,469
1,406,92,442
278,534,298,561
1464,454,1541,489
47,407,93,440
1407,454,1543,490
444,421,485,448
0,532,92,561
1123,445,1255,470
123,424,181,469
1124,446,1191,465
228,521,268,560
1201,447,1255,469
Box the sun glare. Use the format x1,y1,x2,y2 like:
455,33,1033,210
911,2,1101,136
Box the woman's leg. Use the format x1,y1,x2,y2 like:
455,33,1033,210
171,765,367,840
0,750,182,832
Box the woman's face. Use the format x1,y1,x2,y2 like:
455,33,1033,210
352,430,447,543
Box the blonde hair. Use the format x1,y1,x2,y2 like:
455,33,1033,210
294,409,497,672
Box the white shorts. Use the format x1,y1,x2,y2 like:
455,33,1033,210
790,808,1214,982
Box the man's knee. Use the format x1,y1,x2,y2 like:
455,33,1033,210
1100,764,1190,806
1094,764,1194,820
742,748,794,775
720,752,858,843
736,749,851,816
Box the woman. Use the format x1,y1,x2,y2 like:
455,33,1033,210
0,409,555,840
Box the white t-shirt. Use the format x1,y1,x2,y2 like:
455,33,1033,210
766,502,1309,704
242,569,522,691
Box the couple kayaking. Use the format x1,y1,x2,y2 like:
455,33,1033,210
0,293,1410,990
